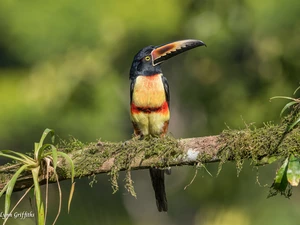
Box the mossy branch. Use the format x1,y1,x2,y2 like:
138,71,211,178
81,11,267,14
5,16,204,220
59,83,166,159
0,112,299,194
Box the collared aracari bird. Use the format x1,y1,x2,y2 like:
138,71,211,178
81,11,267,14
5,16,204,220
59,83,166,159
129,39,206,212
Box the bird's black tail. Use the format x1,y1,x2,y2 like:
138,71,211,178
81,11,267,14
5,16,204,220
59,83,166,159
149,168,168,212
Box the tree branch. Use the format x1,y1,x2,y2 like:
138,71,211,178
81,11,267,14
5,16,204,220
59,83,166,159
0,120,299,193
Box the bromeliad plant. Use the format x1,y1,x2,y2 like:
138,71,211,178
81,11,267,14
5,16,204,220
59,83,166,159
269,86,300,197
0,128,75,225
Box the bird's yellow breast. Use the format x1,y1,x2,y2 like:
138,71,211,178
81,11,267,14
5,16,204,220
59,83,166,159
132,74,166,108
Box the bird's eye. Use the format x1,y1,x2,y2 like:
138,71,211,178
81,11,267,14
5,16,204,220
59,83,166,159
144,56,151,61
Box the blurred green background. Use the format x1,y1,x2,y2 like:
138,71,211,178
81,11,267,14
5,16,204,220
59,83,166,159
0,0,299,224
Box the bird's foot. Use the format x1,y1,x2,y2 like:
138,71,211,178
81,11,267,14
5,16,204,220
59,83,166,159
165,167,171,175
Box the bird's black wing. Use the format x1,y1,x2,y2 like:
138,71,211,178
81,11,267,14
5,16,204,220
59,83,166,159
130,78,136,104
161,76,170,107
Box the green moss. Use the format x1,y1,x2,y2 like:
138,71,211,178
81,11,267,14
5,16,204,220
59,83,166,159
217,105,300,177
197,152,214,163
107,135,181,196
88,174,97,187
57,135,181,197
58,137,85,153
0,173,8,184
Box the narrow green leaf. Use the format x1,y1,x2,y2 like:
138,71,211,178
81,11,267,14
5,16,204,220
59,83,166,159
57,152,75,183
0,152,27,164
38,129,54,148
1,150,33,160
0,150,34,164
272,157,289,192
68,182,76,213
293,86,300,95
5,164,28,214
270,96,297,101
42,145,59,171
51,132,55,144
0,183,9,198
57,151,76,213
288,116,300,131
32,167,45,225
280,101,298,117
43,145,59,170
36,143,53,162
34,142,39,160
35,129,54,160
287,154,300,186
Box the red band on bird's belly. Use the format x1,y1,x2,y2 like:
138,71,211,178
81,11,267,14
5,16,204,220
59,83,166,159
145,74,160,79
131,101,169,114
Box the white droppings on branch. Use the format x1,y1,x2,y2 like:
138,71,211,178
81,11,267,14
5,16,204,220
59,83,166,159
184,148,199,162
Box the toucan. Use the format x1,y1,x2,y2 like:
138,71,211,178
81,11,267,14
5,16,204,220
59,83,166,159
129,39,206,212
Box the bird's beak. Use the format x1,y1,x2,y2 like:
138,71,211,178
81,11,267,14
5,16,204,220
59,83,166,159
151,39,206,66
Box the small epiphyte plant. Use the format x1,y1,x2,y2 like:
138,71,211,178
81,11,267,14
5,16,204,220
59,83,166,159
269,86,300,197
0,128,75,225
270,86,300,131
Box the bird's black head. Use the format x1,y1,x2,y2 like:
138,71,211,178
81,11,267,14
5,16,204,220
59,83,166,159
129,39,206,81
129,45,162,81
